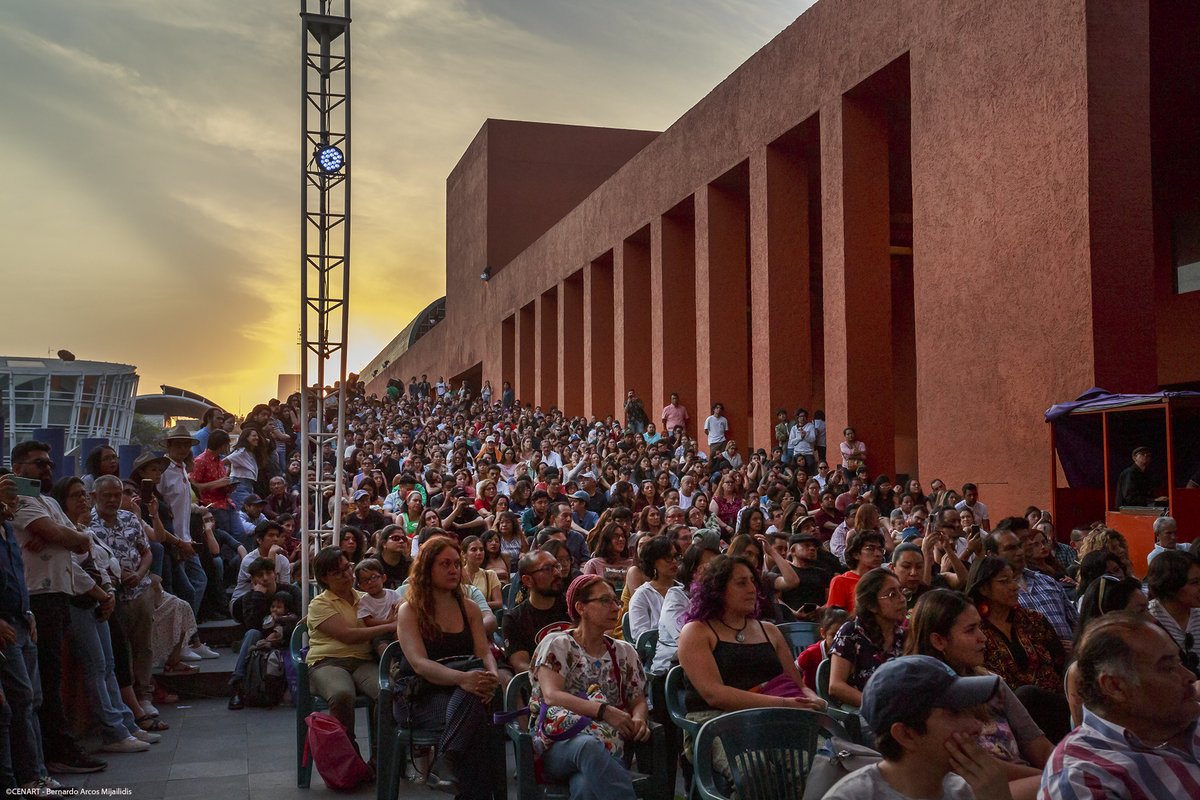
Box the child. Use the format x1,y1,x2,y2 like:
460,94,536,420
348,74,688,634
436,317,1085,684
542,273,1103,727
257,592,299,650
797,606,848,691
355,558,401,656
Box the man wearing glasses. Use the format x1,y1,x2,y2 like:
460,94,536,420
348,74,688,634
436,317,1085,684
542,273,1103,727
9,441,107,774
503,551,569,673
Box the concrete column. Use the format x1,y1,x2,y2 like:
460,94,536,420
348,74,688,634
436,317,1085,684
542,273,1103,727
651,205,697,438
558,272,585,417
614,235,652,421
584,253,616,420
821,97,895,476
536,287,559,410
516,302,536,408
695,180,751,450
750,146,811,453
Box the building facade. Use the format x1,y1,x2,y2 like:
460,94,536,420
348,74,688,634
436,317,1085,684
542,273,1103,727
367,0,1200,516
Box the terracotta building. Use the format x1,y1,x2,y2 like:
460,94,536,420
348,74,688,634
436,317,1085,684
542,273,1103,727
365,0,1200,516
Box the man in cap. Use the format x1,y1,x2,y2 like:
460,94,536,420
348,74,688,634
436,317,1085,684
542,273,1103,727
1041,613,1200,799
825,655,1009,800
781,530,834,611
568,490,598,533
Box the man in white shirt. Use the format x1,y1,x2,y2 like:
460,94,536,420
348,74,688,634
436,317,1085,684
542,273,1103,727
1147,516,1179,566
954,484,991,531
703,402,729,453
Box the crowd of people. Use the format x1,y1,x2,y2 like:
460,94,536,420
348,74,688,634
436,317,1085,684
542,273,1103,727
1,376,1198,799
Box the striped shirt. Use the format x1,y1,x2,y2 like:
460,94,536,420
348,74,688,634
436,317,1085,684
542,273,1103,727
1039,707,1200,799
1148,600,1200,670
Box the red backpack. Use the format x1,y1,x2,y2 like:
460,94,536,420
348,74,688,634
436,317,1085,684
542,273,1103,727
303,712,373,791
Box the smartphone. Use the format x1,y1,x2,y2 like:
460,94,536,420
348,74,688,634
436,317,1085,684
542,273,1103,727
139,479,155,506
11,476,41,497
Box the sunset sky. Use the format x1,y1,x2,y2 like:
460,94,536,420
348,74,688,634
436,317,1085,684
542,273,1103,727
1,0,814,414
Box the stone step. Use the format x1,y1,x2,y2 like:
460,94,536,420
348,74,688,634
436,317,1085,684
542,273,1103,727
155,648,236,699
197,617,244,648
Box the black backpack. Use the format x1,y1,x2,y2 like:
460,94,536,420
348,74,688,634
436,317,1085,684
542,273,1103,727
243,648,287,707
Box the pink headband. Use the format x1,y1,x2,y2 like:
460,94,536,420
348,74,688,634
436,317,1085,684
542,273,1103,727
565,574,606,622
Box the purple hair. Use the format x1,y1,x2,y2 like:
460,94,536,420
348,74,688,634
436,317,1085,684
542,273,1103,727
682,554,765,624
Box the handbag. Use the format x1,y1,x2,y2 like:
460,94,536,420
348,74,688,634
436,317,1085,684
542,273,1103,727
391,655,484,728
801,737,882,800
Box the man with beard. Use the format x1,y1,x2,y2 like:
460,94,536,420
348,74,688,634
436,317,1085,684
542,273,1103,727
503,550,569,673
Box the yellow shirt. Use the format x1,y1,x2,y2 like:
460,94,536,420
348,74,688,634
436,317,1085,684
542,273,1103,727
468,568,500,602
306,589,372,664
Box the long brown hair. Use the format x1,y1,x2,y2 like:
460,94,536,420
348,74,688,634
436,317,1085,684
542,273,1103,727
407,536,465,640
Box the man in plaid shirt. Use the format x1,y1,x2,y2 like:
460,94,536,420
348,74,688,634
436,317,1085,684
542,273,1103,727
989,519,1078,648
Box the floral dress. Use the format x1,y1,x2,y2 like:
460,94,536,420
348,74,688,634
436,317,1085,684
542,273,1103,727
979,606,1065,694
829,617,907,691
530,631,646,760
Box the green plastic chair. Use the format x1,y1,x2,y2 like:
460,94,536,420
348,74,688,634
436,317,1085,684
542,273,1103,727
621,613,633,642
692,708,846,800
634,629,658,668
777,622,818,658
290,623,377,789
814,658,866,746
501,671,672,800
374,641,445,800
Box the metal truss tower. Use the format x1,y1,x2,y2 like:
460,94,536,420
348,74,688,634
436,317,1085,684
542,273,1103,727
298,0,351,610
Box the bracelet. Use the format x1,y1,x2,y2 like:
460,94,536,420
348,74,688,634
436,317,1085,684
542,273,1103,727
596,702,608,722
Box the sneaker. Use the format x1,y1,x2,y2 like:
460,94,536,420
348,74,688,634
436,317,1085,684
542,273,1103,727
192,643,220,659
180,647,202,662
139,700,159,718
99,736,151,754
39,777,66,791
21,777,67,796
46,752,107,774
130,729,161,744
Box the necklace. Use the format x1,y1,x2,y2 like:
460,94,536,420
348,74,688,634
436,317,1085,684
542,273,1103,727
722,616,749,643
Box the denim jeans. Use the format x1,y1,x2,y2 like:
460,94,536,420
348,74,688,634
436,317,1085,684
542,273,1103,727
172,554,208,617
0,626,45,787
229,629,263,687
27,593,79,762
541,734,636,800
68,606,136,743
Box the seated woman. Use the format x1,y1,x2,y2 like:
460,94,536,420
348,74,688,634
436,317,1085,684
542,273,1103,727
649,539,720,677
726,533,800,622
1145,550,1200,678
305,546,396,750
677,555,825,723
1066,575,1148,726
907,589,1054,800
395,536,503,798
480,530,511,584
965,555,1069,742
582,522,636,597
826,530,886,614
529,574,650,800
828,568,908,708
627,535,679,641
461,535,503,612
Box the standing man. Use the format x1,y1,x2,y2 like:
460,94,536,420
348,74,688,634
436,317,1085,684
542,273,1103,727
787,408,818,474
703,402,729,455
624,390,649,436
191,407,224,459
661,392,689,440
9,442,107,774
955,484,992,531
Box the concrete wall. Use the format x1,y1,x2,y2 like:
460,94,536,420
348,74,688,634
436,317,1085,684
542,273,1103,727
367,0,1200,518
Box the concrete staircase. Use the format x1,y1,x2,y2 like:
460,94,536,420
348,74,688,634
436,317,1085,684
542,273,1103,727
154,619,243,699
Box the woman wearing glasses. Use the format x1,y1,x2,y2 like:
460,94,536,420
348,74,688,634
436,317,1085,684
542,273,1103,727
1145,549,1200,678
375,524,411,588
827,568,908,707
826,529,886,614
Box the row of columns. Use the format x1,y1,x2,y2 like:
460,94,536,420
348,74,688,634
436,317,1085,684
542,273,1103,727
502,97,903,476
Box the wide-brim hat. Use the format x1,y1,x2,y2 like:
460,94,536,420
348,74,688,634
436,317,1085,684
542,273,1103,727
158,423,199,446
130,451,170,476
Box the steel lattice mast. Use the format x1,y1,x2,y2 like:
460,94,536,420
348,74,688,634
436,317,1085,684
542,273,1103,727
298,0,351,613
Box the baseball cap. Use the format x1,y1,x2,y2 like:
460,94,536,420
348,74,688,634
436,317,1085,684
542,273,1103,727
861,656,998,734
788,533,819,545
569,490,590,502
244,493,266,505
690,529,722,550
351,489,369,502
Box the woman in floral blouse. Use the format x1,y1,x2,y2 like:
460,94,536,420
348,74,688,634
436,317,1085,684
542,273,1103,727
530,574,649,799
966,556,1066,695
828,568,908,707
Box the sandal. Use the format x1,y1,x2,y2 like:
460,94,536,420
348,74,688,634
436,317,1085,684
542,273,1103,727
136,715,169,732
153,686,181,704
162,662,197,676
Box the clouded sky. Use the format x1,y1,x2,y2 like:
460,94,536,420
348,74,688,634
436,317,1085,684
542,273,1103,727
0,0,815,413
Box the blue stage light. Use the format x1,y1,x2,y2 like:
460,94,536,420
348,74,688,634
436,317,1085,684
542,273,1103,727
316,144,344,174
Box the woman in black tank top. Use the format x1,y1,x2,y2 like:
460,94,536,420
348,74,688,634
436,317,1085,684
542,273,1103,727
676,555,826,716
396,536,504,799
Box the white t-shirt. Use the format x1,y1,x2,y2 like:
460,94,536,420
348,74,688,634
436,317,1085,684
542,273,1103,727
954,499,990,526
825,764,975,800
703,415,729,445
233,551,292,601
357,588,401,621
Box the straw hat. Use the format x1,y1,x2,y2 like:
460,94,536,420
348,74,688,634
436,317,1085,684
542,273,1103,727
158,423,199,446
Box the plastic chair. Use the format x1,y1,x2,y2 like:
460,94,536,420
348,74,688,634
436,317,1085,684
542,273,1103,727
692,707,845,800
814,658,866,746
291,623,376,789
374,641,445,800
634,629,658,668
664,664,700,741
621,613,633,642
502,671,672,800
777,622,818,658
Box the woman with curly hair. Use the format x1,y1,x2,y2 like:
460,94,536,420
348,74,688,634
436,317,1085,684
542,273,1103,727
395,536,502,796
827,567,908,707
826,529,886,613
582,522,636,596
1076,526,1134,579
677,555,825,732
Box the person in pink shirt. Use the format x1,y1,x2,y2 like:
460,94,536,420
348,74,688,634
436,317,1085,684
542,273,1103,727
661,392,689,438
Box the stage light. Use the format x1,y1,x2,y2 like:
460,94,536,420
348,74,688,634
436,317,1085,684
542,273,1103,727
315,144,344,174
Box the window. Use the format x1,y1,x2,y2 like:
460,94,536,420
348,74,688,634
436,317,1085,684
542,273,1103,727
1174,213,1200,294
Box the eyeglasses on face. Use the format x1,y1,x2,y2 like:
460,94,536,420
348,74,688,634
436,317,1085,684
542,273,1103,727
580,595,619,607
23,458,55,470
878,589,904,601
859,545,883,554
